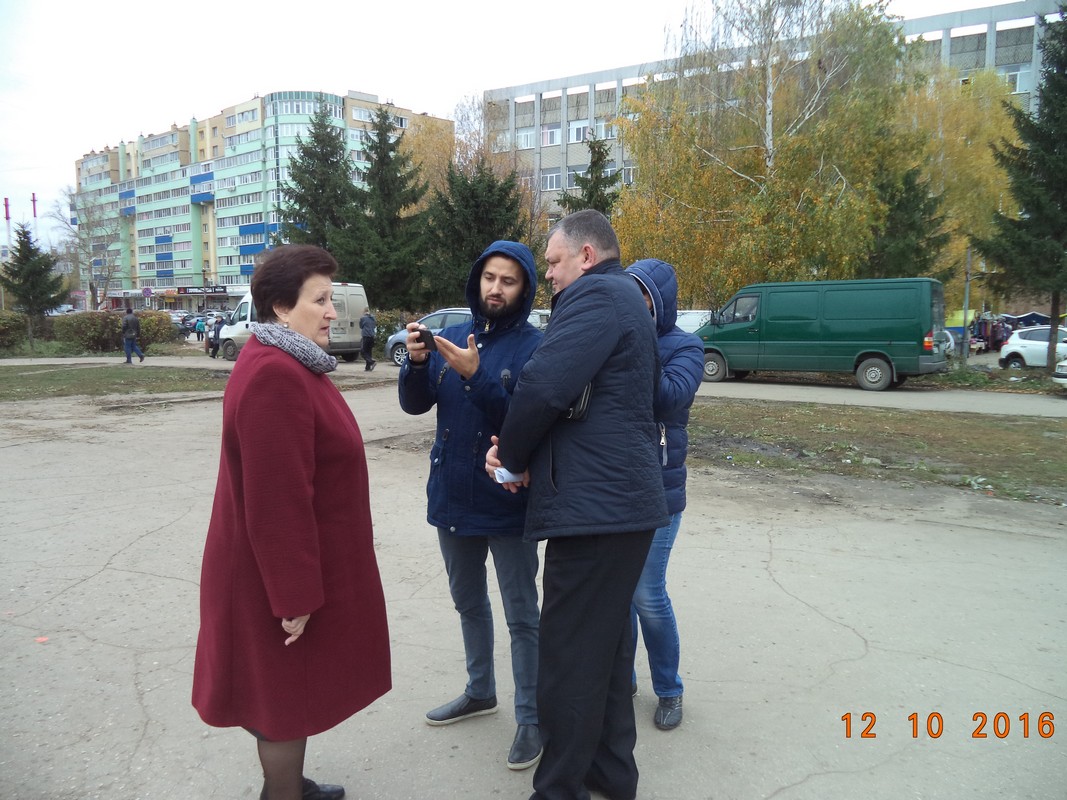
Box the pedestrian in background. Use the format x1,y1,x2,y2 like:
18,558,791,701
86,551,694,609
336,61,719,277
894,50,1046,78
359,308,377,371
398,241,544,770
487,210,667,800
209,316,222,359
121,307,145,364
624,258,704,732
192,244,391,800
195,317,205,342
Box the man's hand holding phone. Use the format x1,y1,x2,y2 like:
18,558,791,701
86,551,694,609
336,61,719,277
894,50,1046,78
405,323,436,363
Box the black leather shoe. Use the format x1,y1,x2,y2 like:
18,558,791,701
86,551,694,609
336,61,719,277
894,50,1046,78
425,693,498,726
507,724,542,770
259,777,345,800
654,695,683,731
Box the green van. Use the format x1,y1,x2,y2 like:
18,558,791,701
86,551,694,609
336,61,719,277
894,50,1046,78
695,278,949,390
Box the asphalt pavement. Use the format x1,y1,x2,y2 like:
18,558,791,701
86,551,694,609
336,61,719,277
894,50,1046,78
0,359,1064,799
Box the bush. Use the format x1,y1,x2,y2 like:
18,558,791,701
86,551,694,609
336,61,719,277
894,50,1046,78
0,310,28,348
138,310,184,346
52,310,181,352
52,311,122,352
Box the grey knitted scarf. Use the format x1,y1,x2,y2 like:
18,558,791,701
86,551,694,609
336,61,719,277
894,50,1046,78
251,322,337,374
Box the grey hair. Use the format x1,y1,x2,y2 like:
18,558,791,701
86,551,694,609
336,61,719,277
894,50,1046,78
549,209,620,260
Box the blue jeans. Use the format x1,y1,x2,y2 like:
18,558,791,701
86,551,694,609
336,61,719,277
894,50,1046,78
123,338,145,362
437,529,540,724
631,512,684,698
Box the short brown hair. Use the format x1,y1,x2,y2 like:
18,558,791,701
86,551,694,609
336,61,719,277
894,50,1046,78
251,245,338,323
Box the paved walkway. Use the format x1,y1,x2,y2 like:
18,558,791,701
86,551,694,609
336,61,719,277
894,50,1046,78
0,378,1064,799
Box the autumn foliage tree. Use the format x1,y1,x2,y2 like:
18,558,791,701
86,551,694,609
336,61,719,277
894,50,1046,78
616,0,913,305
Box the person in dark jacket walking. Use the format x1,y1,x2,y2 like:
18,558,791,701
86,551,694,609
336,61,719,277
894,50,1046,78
398,241,544,770
624,259,704,732
121,307,145,363
359,308,377,371
487,211,668,800
208,316,222,358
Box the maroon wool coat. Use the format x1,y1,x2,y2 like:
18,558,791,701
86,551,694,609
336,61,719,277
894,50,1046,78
192,337,391,740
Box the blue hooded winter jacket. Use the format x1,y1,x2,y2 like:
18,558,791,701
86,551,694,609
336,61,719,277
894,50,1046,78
625,259,705,515
398,241,542,535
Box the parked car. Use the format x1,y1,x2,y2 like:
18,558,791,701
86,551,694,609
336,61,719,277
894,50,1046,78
386,308,472,366
997,326,1067,369
166,311,190,337
676,310,712,333
1053,358,1067,388
527,309,551,331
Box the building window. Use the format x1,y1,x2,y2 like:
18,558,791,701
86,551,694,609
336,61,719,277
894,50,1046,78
569,120,590,143
541,171,562,191
595,118,616,140
516,127,535,150
567,169,587,189
541,123,561,147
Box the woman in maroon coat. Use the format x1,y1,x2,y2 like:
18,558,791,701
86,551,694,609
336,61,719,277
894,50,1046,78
192,245,391,800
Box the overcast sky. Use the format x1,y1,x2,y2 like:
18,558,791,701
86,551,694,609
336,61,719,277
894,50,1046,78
0,0,1009,248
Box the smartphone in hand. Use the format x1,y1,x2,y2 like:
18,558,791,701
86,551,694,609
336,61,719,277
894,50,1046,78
416,328,438,351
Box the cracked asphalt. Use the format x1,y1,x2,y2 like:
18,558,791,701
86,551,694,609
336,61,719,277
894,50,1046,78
0,378,1064,799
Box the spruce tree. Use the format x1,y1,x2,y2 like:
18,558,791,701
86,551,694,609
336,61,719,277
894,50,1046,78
861,165,950,281
278,99,360,250
973,7,1067,370
557,135,622,216
425,156,526,306
344,105,428,308
0,223,67,348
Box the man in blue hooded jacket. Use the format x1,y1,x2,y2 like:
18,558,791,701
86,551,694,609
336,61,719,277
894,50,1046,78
398,240,544,770
624,259,704,732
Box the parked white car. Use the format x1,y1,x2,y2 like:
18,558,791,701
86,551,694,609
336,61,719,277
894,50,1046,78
1052,358,1067,388
997,326,1067,369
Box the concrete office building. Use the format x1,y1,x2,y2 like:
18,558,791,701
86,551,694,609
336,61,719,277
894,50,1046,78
482,0,1059,219
72,91,451,312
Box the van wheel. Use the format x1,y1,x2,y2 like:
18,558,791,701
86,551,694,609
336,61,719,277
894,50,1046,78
390,343,408,366
702,352,727,382
341,353,359,362
856,357,892,391
222,340,238,361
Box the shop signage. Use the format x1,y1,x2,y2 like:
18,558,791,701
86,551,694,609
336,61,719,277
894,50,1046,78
178,286,228,295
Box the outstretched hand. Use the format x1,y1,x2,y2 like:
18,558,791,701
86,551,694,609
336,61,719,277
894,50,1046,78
435,334,480,380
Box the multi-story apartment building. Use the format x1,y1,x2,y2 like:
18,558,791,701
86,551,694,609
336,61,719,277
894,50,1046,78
483,0,1057,220
72,90,452,312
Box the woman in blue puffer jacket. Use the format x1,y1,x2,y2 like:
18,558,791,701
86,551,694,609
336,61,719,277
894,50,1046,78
624,258,704,732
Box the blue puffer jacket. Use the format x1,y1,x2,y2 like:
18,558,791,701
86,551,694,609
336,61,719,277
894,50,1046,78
398,241,542,536
625,259,705,515
498,258,668,540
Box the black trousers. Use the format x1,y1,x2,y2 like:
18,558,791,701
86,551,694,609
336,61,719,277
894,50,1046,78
361,335,375,365
531,530,654,800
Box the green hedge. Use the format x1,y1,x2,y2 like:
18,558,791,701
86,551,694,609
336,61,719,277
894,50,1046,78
51,310,181,352
0,310,27,348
